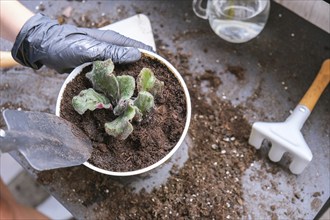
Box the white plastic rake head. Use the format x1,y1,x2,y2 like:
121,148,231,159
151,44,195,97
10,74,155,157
249,59,330,174
249,105,312,174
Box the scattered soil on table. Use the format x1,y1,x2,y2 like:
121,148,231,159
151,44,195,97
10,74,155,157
226,65,246,81
60,54,187,172
198,69,222,89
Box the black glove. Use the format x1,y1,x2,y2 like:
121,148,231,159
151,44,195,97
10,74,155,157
12,13,153,73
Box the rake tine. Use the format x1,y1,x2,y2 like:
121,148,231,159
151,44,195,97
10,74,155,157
289,157,309,174
248,126,265,149
268,143,286,162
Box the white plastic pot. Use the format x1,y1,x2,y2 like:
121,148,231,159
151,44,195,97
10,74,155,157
56,49,192,176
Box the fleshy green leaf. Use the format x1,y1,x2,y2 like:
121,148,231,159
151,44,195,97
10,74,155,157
72,88,111,115
104,105,136,140
122,105,136,120
134,91,154,115
117,75,135,100
86,59,119,101
151,79,164,97
104,118,133,140
137,68,155,92
137,68,164,96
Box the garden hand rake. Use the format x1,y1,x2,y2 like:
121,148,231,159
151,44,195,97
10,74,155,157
249,59,330,174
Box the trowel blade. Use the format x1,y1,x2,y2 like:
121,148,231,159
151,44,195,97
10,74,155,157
2,110,92,170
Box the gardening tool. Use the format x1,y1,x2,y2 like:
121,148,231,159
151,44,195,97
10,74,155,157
0,51,19,68
0,110,93,171
249,59,330,174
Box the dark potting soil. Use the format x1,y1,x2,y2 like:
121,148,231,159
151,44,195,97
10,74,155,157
60,54,187,172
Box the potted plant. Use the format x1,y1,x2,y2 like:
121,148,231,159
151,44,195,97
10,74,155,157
55,49,191,176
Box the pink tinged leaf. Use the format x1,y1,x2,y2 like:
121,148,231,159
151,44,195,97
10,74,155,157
96,103,111,109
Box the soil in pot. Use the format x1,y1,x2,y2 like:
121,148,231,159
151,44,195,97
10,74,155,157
60,54,187,172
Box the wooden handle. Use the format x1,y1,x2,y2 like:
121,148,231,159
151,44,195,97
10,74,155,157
0,51,20,68
299,59,330,111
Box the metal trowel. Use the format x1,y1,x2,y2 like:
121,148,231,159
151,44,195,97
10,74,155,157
0,110,92,171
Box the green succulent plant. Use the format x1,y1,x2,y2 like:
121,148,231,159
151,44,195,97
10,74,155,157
72,59,164,140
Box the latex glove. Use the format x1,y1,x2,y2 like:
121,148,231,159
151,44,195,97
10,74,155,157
11,13,153,73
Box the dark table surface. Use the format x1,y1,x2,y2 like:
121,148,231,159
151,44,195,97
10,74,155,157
1,0,329,219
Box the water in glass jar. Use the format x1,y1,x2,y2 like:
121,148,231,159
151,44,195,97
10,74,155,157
208,0,270,43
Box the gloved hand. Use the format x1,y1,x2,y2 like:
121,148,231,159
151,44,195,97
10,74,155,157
11,13,153,73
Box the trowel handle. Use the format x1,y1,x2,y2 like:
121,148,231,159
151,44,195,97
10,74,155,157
0,51,19,68
299,59,330,111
